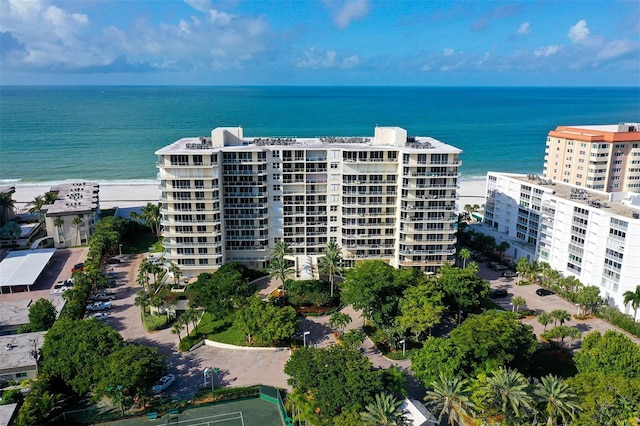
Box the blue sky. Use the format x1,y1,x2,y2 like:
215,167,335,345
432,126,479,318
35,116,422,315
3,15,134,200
1,0,638,86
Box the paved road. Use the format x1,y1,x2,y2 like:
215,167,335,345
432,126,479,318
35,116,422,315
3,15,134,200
480,262,640,348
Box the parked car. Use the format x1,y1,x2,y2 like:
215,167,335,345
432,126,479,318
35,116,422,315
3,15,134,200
86,301,112,311
493,264,509,271
502,270,518,278
88,312,109,321
71,263,84,272
106,257,122,264
536,288,555,297
90,292,116,301
152,374,176,393
490,289,509,298
104,271,118,278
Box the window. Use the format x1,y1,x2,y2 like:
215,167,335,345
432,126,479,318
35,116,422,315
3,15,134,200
330,163,338,169
330,216,337,222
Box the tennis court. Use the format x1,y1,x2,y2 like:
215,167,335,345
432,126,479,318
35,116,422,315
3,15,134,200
104,398,284,426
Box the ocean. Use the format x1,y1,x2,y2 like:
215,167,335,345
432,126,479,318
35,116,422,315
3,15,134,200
1,86,639,184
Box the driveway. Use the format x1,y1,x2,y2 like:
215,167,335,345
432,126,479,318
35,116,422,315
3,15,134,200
480,262,640,348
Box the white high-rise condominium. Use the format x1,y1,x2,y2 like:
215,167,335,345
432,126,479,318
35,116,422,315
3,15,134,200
156,126,462,278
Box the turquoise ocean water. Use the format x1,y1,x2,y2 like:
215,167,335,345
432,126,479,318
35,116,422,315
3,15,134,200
1,86,639,184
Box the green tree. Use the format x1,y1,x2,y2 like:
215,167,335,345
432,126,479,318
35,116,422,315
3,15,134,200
28,298,58,331
361,392,410,426
577,285,602,315
516,257,531,284
318,241,343,299
0,191,15,226
496,241,510,260
284,345,382,420
484,367,533,425
40,318,124,395
341,260,419,327
341,329,366,350
537,312,553,332
95,344,166,406
458,248,471,269
188,264,253,318
533,375,580,426
573,330,640,378
550,309,571,327
438,263,490,312
72,215,83,245
28,195,45,213
167,262,183,286
236,297,297,346
134,290,151,314
424,372,475,426
271,240,292,260
268,256,294,291
329,312,352,338
622,285,640,321
510,296,526,313
140,202,162,237
397,282,444,339
3,221,22,248
543,326,581,349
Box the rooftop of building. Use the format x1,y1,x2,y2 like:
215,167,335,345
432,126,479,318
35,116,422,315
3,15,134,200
156,126,462,155
548,123,640,143
0,331,45,373
491,172,640,220
42,182,99,215
0,297,64,330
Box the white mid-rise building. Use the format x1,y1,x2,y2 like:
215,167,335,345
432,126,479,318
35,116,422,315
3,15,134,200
156,126,462,278
483,172,640,312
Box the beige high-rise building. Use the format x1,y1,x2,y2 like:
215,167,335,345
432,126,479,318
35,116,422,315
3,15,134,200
156,126,462,278
543,123,640,192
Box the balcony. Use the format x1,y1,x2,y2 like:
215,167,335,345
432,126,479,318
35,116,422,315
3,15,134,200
164,241,222,248
399,248,456,255
161,218,221,226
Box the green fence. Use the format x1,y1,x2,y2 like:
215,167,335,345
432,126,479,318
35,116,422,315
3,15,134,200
259,385,292,426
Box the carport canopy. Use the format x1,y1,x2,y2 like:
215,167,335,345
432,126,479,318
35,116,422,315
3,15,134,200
0,248,56,292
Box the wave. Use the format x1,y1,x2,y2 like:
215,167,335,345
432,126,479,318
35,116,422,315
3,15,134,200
9,178,160,187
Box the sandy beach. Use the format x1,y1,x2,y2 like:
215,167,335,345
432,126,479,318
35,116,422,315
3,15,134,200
10,179,486,213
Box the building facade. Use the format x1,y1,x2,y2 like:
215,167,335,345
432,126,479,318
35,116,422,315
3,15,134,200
42,182,100,248
543,123,640,192
156,126,462,277
484,172,640,312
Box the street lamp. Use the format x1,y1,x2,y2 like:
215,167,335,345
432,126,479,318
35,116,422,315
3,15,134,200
575,303,580,316
399,339,406,357
303,331,311,348
118,244,123,256
458,310,463,324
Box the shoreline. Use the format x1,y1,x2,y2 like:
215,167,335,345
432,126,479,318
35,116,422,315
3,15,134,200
8,178,486,213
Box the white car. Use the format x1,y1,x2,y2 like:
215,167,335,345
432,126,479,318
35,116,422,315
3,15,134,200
89,312,109,321
86,301,112,311
152,374,176,393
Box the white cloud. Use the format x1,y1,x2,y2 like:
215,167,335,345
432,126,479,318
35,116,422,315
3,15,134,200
295,47,359,69
534,45,562,57
568,19,590,44
332,0,370,30
209,9,232,27
443,48,454,56
596,39,640,60
184,0,212,14
517,22,530,35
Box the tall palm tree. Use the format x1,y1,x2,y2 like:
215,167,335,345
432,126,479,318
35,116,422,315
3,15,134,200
537,312,553,332
550,309,571,327
318,241,343,298
28,195,45,213
141,202,162,237
623,285,640,321
484,367,533,425
168,262,183,286
458,248,471,269
72,216,83,245
53,217,65,245
361,392,410,426
424,372,475,426
533,375,580,425
0,192,15,227
328,311,352,338
268,256,293,291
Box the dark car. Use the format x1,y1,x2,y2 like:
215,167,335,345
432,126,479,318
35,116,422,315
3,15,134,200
490,289,509,298
71,263,84,272
536,288,555,297
106,258,122,264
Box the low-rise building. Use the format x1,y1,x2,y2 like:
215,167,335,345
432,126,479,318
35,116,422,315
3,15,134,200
0,331,45,384
483,172,640,312
42,182,100,248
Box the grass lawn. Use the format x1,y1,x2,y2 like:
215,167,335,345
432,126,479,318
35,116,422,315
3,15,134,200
121,232,161,254
191,312,247,346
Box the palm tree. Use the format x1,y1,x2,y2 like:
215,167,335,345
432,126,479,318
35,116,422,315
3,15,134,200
497,241,510,261
28,195,45,213
318,241,343,299
361,392,410,426
72,216,83,245
458,248,471,269
141,202,162,237
0,192,15,227
511,296,527,313
516,257,530,284
268,256,293,291
168,262,182,286
623,285,640,321
533,375,580,425
537,312,553,332
171,323,183,342
484,367,533,425
286,388,317,426
424,372,475,426
550,309,571,327
328,311,351,338
271,240,292,260
3,222,22,248
53,217,64,245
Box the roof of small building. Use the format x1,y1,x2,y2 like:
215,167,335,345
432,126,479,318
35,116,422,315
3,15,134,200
0,248,56,288
0,331,46,375
43,182,99,216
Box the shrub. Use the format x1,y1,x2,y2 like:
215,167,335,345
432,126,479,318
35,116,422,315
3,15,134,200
178,334,203,352
286,279,331,307
143,314,169,331
595,305,640,338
